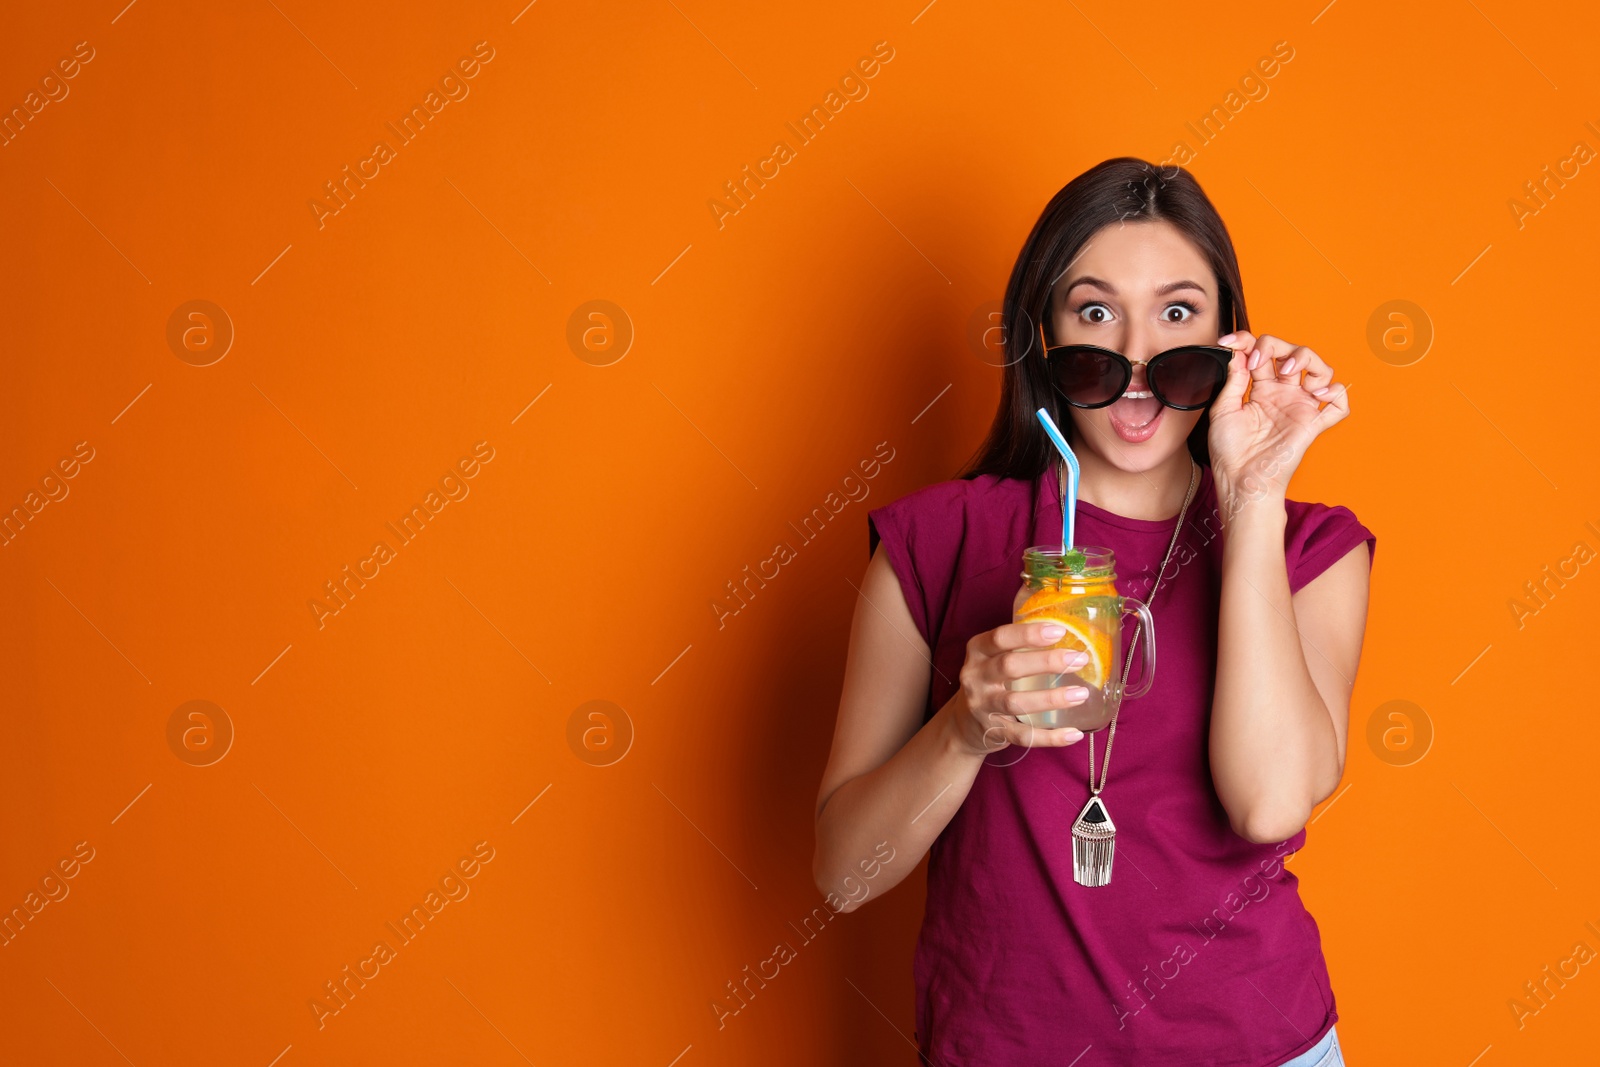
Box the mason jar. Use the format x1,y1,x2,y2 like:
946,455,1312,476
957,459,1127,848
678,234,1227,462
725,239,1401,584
1007,545,1156,732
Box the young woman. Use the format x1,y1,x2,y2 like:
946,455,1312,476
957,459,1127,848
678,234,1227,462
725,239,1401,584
813,157,1373,1067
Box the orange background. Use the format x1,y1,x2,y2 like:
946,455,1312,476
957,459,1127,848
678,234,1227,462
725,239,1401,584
3,1,1598,1063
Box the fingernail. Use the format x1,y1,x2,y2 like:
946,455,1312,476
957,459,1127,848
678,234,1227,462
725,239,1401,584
1217,333,1235,344
1313,386,1330,396
1247,351,1260,371
1041,623,1066,639
1282,357,1296,374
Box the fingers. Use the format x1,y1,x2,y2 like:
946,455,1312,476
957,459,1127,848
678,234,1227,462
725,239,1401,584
976,619,1072,657
1214,330,1275,383
1219,332,1295,382
1212,345,1251,412
981,679,1092,751
999,682,1092,719
1312,380,1352,426
995,646,1090,683
1261,340,1349,424
1248,333,1297,364
1215,329,1255,355
962,622,1097,756
1016,723,1085,748
1220,331,1340,400
1282,346,1332,391
981,715,1086,751
1243,333,1296,382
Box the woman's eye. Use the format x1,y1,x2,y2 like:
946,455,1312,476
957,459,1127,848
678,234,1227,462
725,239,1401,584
1076,302,1113,324
1163,302,1197,323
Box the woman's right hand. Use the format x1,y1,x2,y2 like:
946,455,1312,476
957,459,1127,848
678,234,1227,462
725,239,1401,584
947,619,1092,756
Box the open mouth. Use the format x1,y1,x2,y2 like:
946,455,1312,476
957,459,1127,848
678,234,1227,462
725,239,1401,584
1106,391,1162,443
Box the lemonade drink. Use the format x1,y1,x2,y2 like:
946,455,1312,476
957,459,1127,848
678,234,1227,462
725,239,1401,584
1009,546,1152,732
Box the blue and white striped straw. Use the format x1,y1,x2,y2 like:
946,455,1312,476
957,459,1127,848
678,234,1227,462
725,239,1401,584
1035,407,1079,552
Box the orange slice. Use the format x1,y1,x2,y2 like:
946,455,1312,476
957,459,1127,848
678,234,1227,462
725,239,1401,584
1018,581,1117,621
1015,608,1110,689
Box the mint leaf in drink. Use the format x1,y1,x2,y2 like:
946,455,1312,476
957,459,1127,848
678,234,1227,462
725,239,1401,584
1061,548,1087,574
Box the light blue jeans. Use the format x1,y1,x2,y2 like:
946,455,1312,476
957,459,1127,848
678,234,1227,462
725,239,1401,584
1274,1025,1343,1067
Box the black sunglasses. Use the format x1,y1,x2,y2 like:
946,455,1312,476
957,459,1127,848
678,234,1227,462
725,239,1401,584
1037,322,1232,411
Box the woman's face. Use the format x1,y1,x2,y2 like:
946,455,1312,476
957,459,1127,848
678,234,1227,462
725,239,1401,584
1046,219,1222,472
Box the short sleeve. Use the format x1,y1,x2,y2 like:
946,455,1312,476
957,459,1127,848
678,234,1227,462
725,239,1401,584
1284,500,1376,595
866,480,969,651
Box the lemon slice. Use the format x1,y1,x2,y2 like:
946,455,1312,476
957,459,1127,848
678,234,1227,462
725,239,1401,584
1020,611,1108,689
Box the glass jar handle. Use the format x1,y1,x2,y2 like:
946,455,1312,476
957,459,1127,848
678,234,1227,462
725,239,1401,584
1118,596,1157,700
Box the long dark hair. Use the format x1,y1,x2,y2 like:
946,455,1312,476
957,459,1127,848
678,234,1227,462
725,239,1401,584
956,157,1249,481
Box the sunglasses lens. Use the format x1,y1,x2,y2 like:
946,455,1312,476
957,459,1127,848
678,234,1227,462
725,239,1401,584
1051,349,1126,406
1151,349,1227,408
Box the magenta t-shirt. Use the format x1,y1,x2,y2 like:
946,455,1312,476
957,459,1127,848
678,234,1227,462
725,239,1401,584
866,459,1376,1067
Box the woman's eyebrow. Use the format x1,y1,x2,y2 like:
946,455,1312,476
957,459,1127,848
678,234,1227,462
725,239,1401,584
1060,276,1116,297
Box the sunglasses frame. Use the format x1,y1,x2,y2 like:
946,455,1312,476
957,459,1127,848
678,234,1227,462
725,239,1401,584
1037,322,1233,411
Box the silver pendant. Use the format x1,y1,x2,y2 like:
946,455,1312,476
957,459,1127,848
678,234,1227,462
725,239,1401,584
1071,795,1116,887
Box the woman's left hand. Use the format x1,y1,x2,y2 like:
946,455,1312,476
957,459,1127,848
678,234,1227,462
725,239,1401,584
1207,331,1350,511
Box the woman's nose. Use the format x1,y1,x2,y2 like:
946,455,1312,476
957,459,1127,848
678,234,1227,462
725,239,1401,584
1122,332,1158,369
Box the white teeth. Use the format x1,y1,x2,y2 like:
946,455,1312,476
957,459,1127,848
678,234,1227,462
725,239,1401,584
1122,390,1153,399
